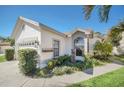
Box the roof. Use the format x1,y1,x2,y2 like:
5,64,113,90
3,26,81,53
11,16,67,38
11,16,94,38
64,28,93,37
0,42,10,46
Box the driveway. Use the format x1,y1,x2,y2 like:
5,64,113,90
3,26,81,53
0,61,123,87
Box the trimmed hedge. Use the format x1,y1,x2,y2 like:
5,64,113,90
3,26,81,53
5,49,14,61
18,49,38,75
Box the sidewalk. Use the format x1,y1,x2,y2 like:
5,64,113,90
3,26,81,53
0,61,123,87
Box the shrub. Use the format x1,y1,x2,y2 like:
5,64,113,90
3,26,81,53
5,49,14,61
47,61,54,69
18,49,38,75
84,55,93,69
93,41,113,60
36,68,49,77
57,55,71,66
84,55,108,68
52,67,66,75
47,55,71,69
52,66,77,75
71,62,84,70
47,59,57,69
92,58,102,66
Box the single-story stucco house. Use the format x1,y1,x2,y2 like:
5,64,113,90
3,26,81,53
0,37,12,54
11,16,102,68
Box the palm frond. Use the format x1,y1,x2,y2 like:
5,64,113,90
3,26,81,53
99,5,112,22
107,20,124,46
83,5,95,20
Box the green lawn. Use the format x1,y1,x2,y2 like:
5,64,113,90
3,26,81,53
0,55,6,63
69,67,124,87
112,55,124,63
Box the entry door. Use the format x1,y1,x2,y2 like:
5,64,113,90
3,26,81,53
53,40,59,57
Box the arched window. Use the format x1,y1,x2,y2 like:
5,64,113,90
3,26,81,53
74,37,84,48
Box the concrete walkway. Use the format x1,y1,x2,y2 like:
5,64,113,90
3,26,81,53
0,61,123,87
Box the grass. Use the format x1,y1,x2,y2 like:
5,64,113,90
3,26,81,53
94,59,111,66
0,55,6,63
69,67,124,87
111,55,124,63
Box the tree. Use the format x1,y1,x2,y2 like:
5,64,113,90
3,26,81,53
4,37,15,46
93,40,113,60
83,5,112,22
107,20,124,46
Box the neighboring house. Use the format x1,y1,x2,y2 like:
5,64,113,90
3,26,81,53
11,16,102,67
0,36,10,54
0,42,11,54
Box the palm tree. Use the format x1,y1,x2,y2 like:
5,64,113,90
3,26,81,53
83,5,112,22
107,20,124,46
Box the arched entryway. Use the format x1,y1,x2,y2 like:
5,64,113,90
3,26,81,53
74,37,84,61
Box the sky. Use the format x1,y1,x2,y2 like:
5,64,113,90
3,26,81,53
0,5,124,37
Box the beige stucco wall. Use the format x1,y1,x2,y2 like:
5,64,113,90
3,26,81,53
65,37,72,55
40,28,67,64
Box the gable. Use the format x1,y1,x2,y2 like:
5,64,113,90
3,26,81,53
11,17,41,39
66,28,92,37
11,16,66,39
72,31,86,40
17,24,40,42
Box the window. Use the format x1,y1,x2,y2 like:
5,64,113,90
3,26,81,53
74,37,84,47
53,40,59,57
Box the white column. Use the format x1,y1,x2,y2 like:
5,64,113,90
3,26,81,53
84,38,88,55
